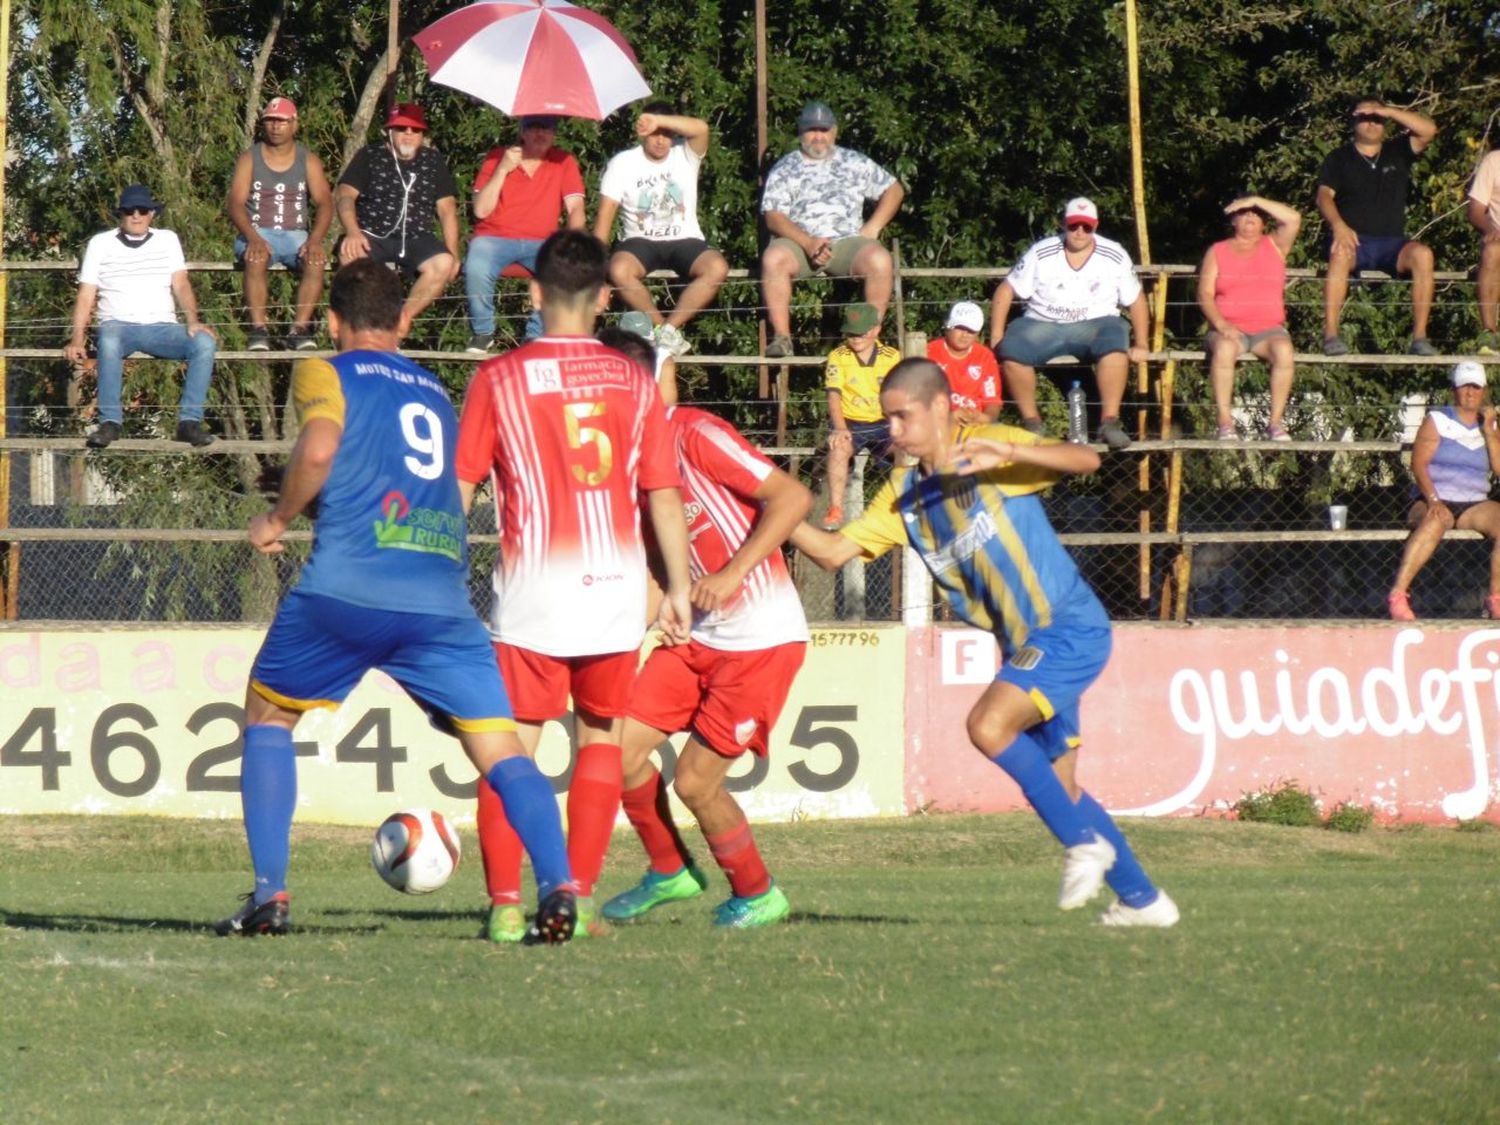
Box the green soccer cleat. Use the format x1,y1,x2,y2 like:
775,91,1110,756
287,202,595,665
572,896,613,939
601,865,710,922
484,903,527,944
712,883,790,930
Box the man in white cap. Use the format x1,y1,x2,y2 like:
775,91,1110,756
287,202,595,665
759,101,905,358
927,299,1001,425
226,96,333,351
1387,360,1500,621
990,197,1149,450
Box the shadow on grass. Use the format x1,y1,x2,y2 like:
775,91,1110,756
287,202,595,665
787,911,917,925
0,910,382,936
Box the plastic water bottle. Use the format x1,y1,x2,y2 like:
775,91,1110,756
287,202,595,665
1067,381,1088,444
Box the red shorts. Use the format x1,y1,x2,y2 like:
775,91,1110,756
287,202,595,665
495,643,638,723
626,640,807,759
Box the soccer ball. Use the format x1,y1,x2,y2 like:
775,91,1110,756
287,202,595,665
370,808,461,895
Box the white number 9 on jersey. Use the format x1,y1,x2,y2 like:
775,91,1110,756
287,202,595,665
399,402,445,480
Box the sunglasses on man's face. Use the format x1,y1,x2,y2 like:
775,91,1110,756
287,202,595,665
1351,112,1383,124
119,207,155,217
1066,221,1095,232
391,125,425,134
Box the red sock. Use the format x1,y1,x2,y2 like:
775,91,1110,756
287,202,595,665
476,776,523,906
566,742,623,899
706,816,771,899
620,768,694,875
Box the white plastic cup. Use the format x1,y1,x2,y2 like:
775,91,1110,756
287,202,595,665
1328,504,1348,530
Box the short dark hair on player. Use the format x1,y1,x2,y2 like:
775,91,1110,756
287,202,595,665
596,326,656,373
643,99,674,116
535,230,608,304
329,259,402,332
881,357,951,405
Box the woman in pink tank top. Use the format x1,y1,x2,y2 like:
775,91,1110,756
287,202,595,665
1197,196,1302,441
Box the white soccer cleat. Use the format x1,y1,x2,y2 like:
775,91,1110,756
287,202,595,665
1058,835,1116,910
1100,890,1180,928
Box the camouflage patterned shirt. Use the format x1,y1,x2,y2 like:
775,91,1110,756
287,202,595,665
760,146,898,240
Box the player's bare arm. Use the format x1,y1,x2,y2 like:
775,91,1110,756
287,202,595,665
691,468,813,613
646,486,693,643
953,435,1101,477
249,417,341,554
787,520,863,572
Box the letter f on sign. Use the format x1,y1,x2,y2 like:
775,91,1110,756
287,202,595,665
941,631,997,685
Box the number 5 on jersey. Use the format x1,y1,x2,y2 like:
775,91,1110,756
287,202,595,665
565,401,613,486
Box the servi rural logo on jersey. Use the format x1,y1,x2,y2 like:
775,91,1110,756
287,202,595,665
373,491,464,561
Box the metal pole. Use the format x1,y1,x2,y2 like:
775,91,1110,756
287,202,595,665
755,0,771,399
0,0,16,619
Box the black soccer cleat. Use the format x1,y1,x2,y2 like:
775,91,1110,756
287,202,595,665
521,888,577,945
213,891,290,937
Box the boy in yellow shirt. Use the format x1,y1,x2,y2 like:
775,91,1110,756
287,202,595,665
824,302,901,527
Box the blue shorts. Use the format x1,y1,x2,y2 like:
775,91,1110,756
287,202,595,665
998,624,1112,760
250,590,514,734
1350,234,1408,275
1000,316,1128,367
847,419,892,462
234,228,309,271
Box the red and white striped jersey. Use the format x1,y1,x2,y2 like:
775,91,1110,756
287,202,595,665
456,335,681,655
670,407,809,650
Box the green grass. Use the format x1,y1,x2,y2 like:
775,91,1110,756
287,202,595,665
3,814,1498,1123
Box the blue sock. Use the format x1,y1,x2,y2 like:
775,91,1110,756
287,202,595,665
486,757,573,899
240,724,297,904
1076,792,1159,908
991,731,1092,848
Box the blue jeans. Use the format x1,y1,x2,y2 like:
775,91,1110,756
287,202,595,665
464,236,542,339
95,320,216,423
234,228,309,270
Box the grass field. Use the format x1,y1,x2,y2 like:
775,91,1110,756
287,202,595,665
3,813,1498,1123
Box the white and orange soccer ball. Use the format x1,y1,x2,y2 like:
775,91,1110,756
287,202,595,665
370,808,461,894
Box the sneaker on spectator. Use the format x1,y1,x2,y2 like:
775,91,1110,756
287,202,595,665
1264,424,1291,442
1321,335,1349,357
654,322,691,358
1477,330,1500,356
213,891,290,937
465,333,494,354
1019,417,1047,436
175,420,215,448
1100,890,1180,928
765,333,794,359
283,330,318,352
1387,590,1416,622
821,503,844,531
1408,338,1439,357
1216,424,1236,440
86,420,122,449
1096,417,1132,451
246,327,272,351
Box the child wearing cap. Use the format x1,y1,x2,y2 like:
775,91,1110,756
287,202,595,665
824,302,901,527
927,300,1002,425
1387,361,1500,621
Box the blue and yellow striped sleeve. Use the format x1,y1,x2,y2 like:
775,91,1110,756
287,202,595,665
292,357,346,428
838,475,908,560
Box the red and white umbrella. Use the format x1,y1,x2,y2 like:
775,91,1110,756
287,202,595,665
414,0,650,121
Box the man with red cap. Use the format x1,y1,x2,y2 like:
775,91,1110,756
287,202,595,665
335,102,460,336
226,97,333,351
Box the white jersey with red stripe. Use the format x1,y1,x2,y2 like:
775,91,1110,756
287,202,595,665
456,335,681,656
670,407,810,650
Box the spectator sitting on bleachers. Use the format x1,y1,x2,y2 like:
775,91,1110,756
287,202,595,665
990,197,1147,451
760,101,904,359
823,302,900,529
594,104,728,359
1315,99,1438,357
464,115,584,353
1197,195,1302,441
1387,362,1500,621
62,184,217,449
927,300,1001,425
1467,146,1500,356
225,97,333,352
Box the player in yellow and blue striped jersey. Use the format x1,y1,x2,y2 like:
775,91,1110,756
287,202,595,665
791,357,1178,927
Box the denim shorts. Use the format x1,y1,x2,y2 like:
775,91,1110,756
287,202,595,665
999,315,1129,367
234,228,309,271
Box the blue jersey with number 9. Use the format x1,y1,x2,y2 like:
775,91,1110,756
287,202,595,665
290,351,474,619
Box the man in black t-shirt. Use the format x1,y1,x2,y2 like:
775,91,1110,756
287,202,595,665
1315,98,1438,356
336,103,460,337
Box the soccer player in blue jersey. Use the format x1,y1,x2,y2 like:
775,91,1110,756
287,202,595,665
213,259,577,943
790,357,1178,927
